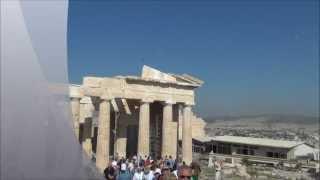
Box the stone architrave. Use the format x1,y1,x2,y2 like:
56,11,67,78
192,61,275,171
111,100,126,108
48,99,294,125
95,97,111,172
182,103,193,165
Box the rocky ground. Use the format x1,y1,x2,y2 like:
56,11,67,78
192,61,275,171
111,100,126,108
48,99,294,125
198,165,317,180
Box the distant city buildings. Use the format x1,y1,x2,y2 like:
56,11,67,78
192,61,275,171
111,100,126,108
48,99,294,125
205,125,319,148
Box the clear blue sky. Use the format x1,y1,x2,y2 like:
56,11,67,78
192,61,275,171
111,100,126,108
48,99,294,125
68,0,319,117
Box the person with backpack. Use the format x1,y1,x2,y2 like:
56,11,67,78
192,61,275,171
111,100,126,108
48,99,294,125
117,163,131,180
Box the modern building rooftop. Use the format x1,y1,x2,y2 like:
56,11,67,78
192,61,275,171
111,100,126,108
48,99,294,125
194,135,305,149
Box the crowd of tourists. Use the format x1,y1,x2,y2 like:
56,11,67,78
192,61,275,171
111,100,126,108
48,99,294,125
103,155,201,180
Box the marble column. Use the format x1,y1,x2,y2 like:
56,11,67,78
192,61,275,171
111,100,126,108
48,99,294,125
96,98,111,172
70,97,81,140
83,138,92,157
115,123,127,158
82,118,92,157
161,101,174,157
138,99,151,157
182,104,193,165
170,121,178,159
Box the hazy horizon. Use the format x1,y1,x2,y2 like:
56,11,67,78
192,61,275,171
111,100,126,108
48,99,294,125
68,1,319,117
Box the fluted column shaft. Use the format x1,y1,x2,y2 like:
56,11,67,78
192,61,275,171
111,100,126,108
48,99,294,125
115,123,127,158
96,98,111,172
138,100,150,157
182,104,192,165
162,102,173,157
82,118,92,157
70,97,80,140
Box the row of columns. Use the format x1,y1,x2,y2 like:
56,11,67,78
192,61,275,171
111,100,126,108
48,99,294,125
71,96,193,172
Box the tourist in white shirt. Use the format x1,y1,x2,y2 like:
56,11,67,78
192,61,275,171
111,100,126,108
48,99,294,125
133,167,143,180
142,166,154,180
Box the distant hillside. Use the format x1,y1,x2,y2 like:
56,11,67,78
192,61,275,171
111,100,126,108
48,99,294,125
204,114,319,124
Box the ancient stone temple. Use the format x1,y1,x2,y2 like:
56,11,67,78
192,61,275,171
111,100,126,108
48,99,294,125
69,65,204,171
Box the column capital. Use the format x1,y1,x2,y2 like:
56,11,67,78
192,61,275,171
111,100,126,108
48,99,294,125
184,102,194,107
141,98,153,103
162,100,176,105
80,96,92,104
100,95,112,101
101,88,112,101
